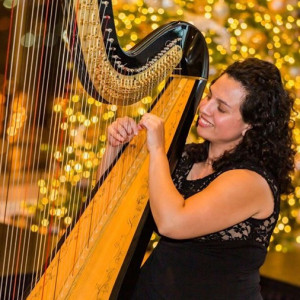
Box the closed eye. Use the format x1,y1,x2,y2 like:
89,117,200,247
217,106,226,113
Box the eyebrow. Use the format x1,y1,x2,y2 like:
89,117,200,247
209,86,232,108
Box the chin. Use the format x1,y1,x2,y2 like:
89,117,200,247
196,127,209,139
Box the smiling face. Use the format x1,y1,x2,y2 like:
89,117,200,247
197,73,250,153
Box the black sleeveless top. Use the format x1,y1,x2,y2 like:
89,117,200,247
131,153,280,300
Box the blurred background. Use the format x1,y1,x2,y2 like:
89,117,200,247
108,0,300,251
0,0,299,297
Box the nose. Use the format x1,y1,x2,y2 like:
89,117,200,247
199,97,214,115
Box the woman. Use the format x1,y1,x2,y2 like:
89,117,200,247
99,58,295,299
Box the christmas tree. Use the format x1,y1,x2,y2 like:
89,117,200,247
113,0,300,252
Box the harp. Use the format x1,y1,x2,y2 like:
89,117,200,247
0,1,208,299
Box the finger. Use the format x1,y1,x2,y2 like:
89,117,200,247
108,134,122,147
117,117,138,136
138,118,148,130
137,123,145,131
114,120,131,140
139,115,163,130
108,126,127,143
124,117,139,135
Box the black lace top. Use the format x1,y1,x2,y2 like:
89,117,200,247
132,152,280,300
173,152,280,249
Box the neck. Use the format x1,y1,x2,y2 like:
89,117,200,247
207,141,239,162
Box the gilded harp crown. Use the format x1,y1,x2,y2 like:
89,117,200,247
73,0,208,105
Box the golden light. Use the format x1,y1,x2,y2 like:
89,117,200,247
288,198,296,206
31,225,39,232
41,197,49,205
39,186,47,194
77,114,86,123
85,160,93,169
52,179,60,188
49,190,58,201
82,152,89,160
74,163,83,172
41,219,49,227
282,216,289,224
68,115,76,123
59,175,67,183
83,119,91,127
61,122,68,130
38,179,46,187
85,142,92,150
87,97,95,105
91,116,99,123
234,29,241,36
70,129,78,136
66,146,74,154
72,95,80,103
83,171,91,178
138,107,146,115
64,216,72,225
64,164,72,172
54,151,62,160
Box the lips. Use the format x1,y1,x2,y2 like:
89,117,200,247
198,115,214,127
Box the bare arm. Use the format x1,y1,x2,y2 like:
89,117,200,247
96,117,139,181
96,144,123,181
140,113,274,240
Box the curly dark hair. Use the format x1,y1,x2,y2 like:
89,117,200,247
186,58,295,194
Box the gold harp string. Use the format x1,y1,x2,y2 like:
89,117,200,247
66,0,104,270
1,1,49,298
18,1,72,292
15,0,51,293
38,1,79,289
9,0,194,298
0,2,27,298
18,1,62,297
65,1,100,268
86,1,124,242
0,1,53,298
25,0,72,292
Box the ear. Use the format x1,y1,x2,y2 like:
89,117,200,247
242,124,252,136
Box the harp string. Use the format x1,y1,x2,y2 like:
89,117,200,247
0,3,23,299
26,2,61,292
0,1,47,299
68,0,98,268
18,2,60,298
1,2,40,298
79,1,118,247
35,1,72,292
69,0,96,263
0,1,185,298
23,1,55,296
35,1,81,291
12,0,63,292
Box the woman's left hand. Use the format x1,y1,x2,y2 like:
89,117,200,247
139,113,165,153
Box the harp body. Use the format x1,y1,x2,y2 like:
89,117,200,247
0,1,208,299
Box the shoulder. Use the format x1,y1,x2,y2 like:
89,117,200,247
208,169,274,218
216,162,279,198
213,169,270,193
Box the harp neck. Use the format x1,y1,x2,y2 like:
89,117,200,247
72,0,208,104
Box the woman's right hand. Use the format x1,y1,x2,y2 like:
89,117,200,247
108,116,139,147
